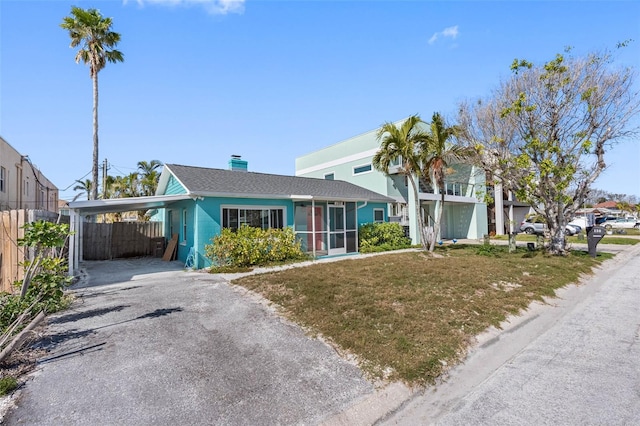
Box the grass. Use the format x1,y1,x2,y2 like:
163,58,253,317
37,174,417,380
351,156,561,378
232,244,612,386
493,232,640,245
0,376,17,396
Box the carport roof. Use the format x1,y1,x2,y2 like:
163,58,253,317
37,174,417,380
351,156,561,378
68,194,193,215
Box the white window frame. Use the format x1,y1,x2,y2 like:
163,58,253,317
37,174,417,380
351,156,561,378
0,167,5,193
323,172,335,180
221,204,287,231
352,163,373,176
373,208,385,223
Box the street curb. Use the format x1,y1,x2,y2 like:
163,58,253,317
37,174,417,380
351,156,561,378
321,382,414,426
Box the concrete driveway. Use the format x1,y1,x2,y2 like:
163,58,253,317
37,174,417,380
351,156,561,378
4,258,376,425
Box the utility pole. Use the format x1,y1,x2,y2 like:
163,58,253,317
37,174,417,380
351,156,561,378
102,158,108,199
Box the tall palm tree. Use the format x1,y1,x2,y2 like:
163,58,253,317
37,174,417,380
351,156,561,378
61,7,124,201
373,115,433,251
137,160,163,196
72,179,92,201
421,112,475,252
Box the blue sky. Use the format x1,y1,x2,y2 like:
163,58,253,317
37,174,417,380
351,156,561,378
1,0,639,202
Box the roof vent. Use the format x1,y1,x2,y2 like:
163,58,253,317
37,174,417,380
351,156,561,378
229,155,248,172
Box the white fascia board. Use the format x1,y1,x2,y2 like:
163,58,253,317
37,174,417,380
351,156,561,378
191,191,391,204
69,194,194,214
295,148,379,176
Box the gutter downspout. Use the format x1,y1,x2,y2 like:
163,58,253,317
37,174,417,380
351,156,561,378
193,197,200,269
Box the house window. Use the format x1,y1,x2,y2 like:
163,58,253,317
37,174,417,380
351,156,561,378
222,207,285,231
182,209,187,244
324,173,335,180
0,167,5,192
353,164,372,175
24,180,29,196
374,209,384,223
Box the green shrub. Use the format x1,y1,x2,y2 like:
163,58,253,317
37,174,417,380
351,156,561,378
359,222,411,253
205,226,306,268
475,243,507,257
0,221,72,333
0,376,17,396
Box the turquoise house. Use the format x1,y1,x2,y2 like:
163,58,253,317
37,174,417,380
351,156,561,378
152,159,394,269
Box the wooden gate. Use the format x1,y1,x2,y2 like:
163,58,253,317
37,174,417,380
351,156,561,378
82,222,164,260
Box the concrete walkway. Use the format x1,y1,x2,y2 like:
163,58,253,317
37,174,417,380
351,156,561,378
379,243,640,425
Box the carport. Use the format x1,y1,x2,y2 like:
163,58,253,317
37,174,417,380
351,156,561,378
67,194,193,276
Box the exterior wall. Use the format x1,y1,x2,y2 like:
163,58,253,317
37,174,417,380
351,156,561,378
295,126,404,199
161,194,389,269
0,137,58,212
164,197,295,268
165,175,187,195
357,202,388,225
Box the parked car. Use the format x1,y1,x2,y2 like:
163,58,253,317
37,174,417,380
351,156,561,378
596,216,617,225
566,223,582,235
519,219,545,234
518,219,580,235
603,218,640,230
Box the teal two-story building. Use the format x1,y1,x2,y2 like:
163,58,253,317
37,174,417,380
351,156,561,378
295,120,490,244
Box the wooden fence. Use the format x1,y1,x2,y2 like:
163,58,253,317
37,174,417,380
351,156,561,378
82,221,164,260
1,211,164,292
0,210,67,293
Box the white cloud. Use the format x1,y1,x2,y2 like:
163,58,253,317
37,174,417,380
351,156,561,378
428,25,459,45
124,0,245,15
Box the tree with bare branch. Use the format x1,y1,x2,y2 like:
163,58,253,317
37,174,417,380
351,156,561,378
457,48,639,254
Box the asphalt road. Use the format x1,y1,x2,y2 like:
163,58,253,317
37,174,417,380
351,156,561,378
380,243,640,425
4,259,375,425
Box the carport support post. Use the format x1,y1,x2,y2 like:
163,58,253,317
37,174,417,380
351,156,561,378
68,209,76,276
68,209,81,276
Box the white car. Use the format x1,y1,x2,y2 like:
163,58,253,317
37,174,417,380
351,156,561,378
603,218,640,230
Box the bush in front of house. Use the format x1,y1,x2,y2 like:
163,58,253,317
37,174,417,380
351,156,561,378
205,225,307,268
359,222,412,253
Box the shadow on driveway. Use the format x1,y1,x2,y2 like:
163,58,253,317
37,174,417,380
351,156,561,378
6,257,374,425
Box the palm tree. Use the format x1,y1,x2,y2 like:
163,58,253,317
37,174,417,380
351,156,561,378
373,115,433,251
61,7,124,201
138,160,163,196
421,112,475,252
72,179,92,201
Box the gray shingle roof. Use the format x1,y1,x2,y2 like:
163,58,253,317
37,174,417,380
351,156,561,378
165,164,393,203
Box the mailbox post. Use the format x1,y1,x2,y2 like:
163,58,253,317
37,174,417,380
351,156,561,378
586,225,606,257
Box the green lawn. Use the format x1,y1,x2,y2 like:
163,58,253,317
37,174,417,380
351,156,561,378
492,232,640,245
232,245,612,385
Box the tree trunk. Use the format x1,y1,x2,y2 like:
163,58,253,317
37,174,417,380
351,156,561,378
408,175,430,251
429,186,446,252
92,72,99,201
548,226,568,255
